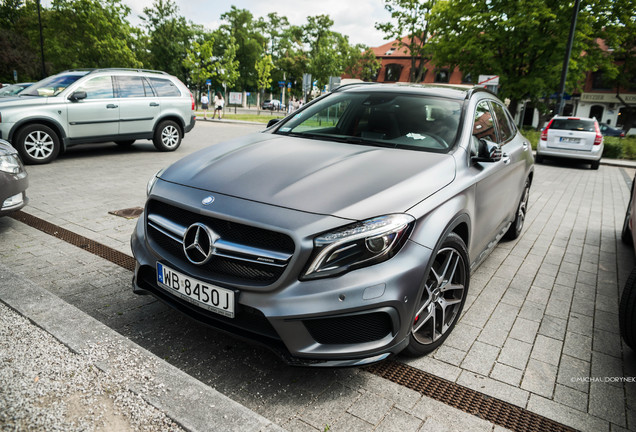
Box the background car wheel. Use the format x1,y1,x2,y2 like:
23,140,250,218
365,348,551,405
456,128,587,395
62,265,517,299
115,140,136,147
620,268,636,350
535,154,543,164
504,179,530,240
591,160,600,170
153,120,181,152
15,124,60,165
404,232,469,357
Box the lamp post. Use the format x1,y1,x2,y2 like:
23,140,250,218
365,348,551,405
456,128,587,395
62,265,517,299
36,0,46,79
556,0,580,115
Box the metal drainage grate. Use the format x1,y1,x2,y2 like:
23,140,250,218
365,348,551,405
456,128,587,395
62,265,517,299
10,210,578,432
108,207,144,219
365,361,576,432
10,210,135,272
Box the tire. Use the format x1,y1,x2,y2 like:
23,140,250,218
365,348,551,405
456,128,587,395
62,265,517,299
115,140,135,147
535,154,543,164
153,120,181,152
404,232,469,357
591,160,600,170
15,124,60,165
620,267,636,350
504,179,530,241
623,180,634,246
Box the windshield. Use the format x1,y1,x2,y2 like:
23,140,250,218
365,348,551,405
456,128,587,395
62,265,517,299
20,73,88,97
275,92,463,153
0,84,27,97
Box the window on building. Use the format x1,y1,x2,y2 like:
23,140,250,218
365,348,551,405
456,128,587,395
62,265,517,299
592,71,612,90
384,64,403,82
435,69,450,83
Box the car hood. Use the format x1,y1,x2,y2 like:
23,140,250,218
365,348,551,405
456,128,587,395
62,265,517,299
160,133,456,220
0,95,51,106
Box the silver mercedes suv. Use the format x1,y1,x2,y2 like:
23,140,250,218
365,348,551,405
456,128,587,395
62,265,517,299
0,68,196,164
132,83,534,366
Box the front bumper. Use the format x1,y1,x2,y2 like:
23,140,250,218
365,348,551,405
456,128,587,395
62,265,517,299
130,183,432,366
0,171,28,216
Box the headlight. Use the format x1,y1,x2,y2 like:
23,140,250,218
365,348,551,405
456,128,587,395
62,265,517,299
146,168,166,196
302,214,415,280
0,153,24,174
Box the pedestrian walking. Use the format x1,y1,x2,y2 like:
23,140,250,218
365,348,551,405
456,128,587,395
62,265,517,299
212,92,224,120
200,93,209,120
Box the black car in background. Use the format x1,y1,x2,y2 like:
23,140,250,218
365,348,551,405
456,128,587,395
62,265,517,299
0,139,28,216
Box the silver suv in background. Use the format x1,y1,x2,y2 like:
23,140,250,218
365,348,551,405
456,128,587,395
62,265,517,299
535,116,603,169
0,68,196,164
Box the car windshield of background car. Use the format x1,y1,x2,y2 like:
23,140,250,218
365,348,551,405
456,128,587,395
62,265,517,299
20,73,88,97
276,92,462,153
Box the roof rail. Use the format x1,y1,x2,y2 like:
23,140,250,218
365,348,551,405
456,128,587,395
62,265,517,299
331,82,377,92
61,68,169,75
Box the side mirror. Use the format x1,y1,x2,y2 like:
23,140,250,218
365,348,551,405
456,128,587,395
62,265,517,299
266,119,280,128
472,139,502,163
68,91,87,102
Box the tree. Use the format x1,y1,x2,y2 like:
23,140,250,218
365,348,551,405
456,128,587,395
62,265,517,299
141,0,193,81
344,46,382,82
0,0,40,81
426,0,607,117
45,0,141,71
375,0,437,83
183,36,215,92
593,0,636,131
219,7,266,90
255,54,275,96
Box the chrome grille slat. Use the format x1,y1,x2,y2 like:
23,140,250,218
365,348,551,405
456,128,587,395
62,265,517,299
147,212,292,268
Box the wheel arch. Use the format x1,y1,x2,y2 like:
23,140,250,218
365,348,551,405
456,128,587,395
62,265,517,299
153,114,185,137
10,117,67,146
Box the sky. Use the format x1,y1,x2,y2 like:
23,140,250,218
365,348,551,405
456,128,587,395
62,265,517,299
122,0,393,47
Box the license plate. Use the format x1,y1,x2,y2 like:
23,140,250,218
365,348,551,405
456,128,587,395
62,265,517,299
560,137,580,143
156,262,235,318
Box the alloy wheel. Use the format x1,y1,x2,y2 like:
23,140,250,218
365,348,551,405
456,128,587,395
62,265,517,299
412,246,467,345
24,130,55,160
161,125,179,148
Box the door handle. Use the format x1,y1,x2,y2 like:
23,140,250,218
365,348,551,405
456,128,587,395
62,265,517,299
522,142,529,150
150,102,160,107
106,104,118,109
502,153,511,164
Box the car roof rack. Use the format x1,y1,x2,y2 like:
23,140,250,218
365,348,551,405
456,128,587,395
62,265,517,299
62,68,169,75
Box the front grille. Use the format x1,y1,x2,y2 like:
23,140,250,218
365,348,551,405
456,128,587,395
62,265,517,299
147,200,294,253
303,312,393,345
146,200,294,285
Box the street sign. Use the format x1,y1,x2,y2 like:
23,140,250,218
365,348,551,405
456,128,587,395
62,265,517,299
229,92,242,105
205,79,211,86
477,75,499,86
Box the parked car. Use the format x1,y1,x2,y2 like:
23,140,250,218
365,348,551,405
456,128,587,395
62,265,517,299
0,68,196,165
621,174,636,349
600,123,625,137
0,139,28,216
0,83,33,97
535,116,604,169
132,83,534,366
261,99,285,110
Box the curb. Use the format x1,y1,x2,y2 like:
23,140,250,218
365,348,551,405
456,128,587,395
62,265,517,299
0,262,284,432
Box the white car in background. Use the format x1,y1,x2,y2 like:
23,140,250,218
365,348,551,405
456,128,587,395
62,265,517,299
535,116,604,169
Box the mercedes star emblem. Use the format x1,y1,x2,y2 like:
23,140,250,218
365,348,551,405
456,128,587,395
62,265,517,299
202,196,215,206
183,222,219,265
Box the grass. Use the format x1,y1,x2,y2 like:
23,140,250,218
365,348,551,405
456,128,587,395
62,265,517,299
196,111,285,124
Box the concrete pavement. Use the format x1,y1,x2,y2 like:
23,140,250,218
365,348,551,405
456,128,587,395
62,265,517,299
1,120,636,431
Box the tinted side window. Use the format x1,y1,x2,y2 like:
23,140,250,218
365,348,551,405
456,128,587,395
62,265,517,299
473,101,497,142
492,102,515,143
76,76,113,99
117,76,146,98
149,78,181,97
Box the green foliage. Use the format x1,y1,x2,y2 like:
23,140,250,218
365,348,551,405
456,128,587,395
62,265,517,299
255,55,275,91
141,0,194,82
602,136,636,160
183,37,216,88
375,0,437,82
344,47,381,82
426,0,612,117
